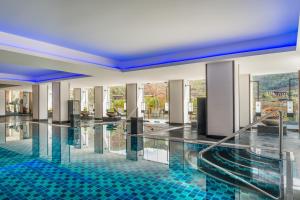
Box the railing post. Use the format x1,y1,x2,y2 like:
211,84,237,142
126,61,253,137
279,111,283,158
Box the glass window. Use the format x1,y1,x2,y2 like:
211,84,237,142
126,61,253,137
189,80,206,122
252,72,299,125
109,86,126,113
144,82,168,121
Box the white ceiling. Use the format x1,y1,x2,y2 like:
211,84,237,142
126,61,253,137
1,48,300,90
0,0,299,61
0,0,299,90
69,50,300,87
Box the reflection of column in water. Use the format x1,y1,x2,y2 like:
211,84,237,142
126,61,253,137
32,123,39,157
22,123,31,139
8,125,12,137
39,123,48,158
52,126,61,163
60,126,70,164
52,126,70,164
29,123,32,139
47,125,52,158
5,124,8,138
19,124,23,140
126,135,143,161
94,125,104,154
67,127,81,149
169,140,185,170
81,127,89,148
102,125,109,151
0,123,5,144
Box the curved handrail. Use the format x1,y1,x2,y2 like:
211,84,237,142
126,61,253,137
198,111,283,200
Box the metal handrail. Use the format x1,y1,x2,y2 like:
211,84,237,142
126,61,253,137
198,111,283,200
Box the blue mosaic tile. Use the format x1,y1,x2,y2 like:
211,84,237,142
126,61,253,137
0,124,275,200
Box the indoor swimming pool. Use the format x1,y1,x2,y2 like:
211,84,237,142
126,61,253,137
0,121,284,199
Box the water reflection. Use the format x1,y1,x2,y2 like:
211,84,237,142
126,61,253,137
52,125,70,164
0,123,5,144
4,122,31,141
144,138,168,164
94,125,104,154
0,122,178,166
0,122,272,200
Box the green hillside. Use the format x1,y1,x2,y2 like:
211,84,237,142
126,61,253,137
253,72,298,92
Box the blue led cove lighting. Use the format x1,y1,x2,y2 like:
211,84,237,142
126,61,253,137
120,43,296,71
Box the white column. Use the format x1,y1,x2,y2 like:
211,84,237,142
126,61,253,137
298,70,300,133
137,84,144,118
184,81,190,123
126,83,144,118
73,88,81,101
94,125,104,154
32,84,48,121
240,74,251,127
38,123,48,157
104,86,109,115
94,86,109,119
52,82,70,123
52,126,69,163
206,61,240,137
73,88,81,111
168,80,189,124
0,90,5,116
60,127,69,164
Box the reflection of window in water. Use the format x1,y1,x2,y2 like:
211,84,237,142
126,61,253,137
6,123,30,141
73,130,81,149
71,127,91,149
21,124,30,139
81,127,90,148
105,124,126,155
143,138,169,164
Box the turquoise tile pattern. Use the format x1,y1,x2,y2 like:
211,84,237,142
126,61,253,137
0,123,274,200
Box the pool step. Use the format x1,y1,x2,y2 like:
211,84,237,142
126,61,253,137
216,148,281,174
219,150,280,171
194,148,282,199
203,149,281,183
230,148,280,166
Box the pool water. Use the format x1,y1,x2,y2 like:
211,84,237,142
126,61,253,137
0,122,274,199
